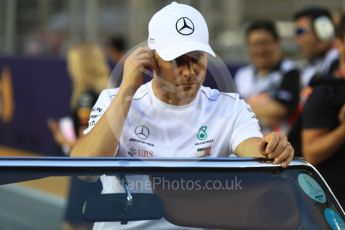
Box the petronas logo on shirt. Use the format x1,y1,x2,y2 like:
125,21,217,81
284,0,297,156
197,126,207,140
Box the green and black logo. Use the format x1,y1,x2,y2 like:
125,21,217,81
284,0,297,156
197,126,207,140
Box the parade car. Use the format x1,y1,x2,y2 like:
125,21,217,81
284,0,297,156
0,157,344,230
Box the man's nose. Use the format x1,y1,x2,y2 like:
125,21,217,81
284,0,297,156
180,62,196,77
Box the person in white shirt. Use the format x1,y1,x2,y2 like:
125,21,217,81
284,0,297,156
71,2,294,229
235,20,300,136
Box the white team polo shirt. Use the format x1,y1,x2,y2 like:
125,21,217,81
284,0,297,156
85,81,262,158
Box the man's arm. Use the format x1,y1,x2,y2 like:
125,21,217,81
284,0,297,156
247,69,300,127
231,99,294,168
302,83,345,165
247,95,287,127
70,47,157,157
303,104,345,165
235,132,294,168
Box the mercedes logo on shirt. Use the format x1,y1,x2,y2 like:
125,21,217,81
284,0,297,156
135,125,150,140
176,17,195,35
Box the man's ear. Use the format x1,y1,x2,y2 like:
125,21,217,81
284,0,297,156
152,53,160,76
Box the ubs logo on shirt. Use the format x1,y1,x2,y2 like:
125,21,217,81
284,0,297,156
196,146,211,157
128,147,153,158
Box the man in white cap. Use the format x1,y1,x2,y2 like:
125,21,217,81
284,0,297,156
71,2,294,228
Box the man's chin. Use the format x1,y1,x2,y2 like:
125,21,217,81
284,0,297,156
176,85,200,100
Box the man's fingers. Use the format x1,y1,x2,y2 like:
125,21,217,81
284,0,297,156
133,47,152,55
136,53,152,61
272,145,289,165
135,49,154,59
281,155,293,168
126,49,155,76
264,133,279,154
127,47,153,64
268,135,287,158
258,140,268,156
263,132,294,168
280,145,294,168
135,51,158,73
271,143,294,168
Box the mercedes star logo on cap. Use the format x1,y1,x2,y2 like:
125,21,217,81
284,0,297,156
176,17,195,35
135,125,150,140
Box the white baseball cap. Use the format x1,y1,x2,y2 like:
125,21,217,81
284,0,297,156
148,2,216,61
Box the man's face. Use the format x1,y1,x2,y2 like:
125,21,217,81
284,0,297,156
294,17,320,59
153,51,207,102
247,29,280,71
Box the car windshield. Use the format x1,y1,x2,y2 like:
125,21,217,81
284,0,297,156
0,157,344,230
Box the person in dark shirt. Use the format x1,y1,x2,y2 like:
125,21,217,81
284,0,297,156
290,6,339,156
302,16,345,207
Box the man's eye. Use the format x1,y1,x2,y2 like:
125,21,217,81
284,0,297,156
174,58,184,66
192,55,203,62
172,54,203,66
191,57,200,63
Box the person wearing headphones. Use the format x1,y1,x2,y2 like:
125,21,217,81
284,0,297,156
294,6,339,89
71,2,294,229
289,6,339,156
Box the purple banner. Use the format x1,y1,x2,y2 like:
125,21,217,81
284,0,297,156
0,56,71,156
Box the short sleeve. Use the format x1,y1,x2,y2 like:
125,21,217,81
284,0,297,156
273,69,300,115
230,99,263,153
303,86,335,129
83,89,115,135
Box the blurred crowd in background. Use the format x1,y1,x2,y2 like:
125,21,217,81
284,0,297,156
0,0,343,62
